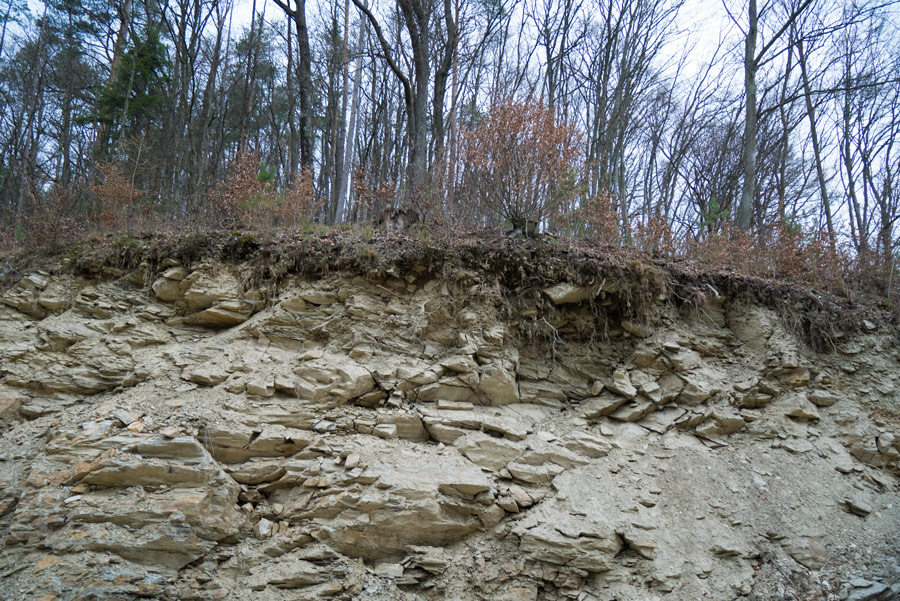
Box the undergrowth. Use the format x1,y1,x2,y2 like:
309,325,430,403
0,225,894,353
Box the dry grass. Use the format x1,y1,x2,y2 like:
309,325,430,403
2,224,891,354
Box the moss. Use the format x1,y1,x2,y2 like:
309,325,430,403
221,232,260,261
115,235,139,248
174,232,213,264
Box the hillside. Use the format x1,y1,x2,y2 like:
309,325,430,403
0,232,898,601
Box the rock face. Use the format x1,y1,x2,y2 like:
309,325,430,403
0,257,898,601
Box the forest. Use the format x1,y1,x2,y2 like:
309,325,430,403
0,0,899,298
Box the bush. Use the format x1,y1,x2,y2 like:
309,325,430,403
206,152,319,230
91,162,142,231
459,100,582,234
275,169,320,229
21,188,85,253
204,152,264,228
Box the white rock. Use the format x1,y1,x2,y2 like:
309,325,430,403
607,368,637,399
478,366,520,405
373,424,398,439
544,283,590,305
254,518,274,539
457,434,525,471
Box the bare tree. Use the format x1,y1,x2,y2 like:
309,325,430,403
732,0,816,229
272,0,315,171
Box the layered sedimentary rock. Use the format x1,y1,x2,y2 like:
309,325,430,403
0,244,898,601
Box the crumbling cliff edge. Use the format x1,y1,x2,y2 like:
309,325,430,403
0,232,897,601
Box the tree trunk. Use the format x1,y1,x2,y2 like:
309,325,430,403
737,0,758,230
295,1,314,171
797,38,835,247
335,10,365,223
431,0,458,160
238,0,259,154
274,0,315,172
331,0,351,222
284,20,297,179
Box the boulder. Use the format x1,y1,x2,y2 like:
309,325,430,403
607,368,637,399
515,508,622,572
544,283,590,305
457,433,525,471
808,389,843,407
478,366,520,405
581,392,627,419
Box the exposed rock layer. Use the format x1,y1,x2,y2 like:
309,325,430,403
0,246,898,601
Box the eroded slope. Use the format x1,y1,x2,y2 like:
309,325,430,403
0,243,898,601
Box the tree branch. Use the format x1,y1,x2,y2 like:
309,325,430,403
755,0,815,63
759,76,900,118
350,0,413,106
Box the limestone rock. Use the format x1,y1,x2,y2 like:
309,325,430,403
198,424,313,463
151,271,187,302
608,397,655,422
808,389,843,407
247,553,325,589
380,414,428,440
639,406,686,433
506,461,565,484
518,380,567,407
374,423,398,439
316,446,495,559
2,256,898,601
478,365,520,406
846,581,890,601
515,507,622,572
457,433,525,471
544,283,589,305
783,533,828,569
423,418,467,443
562,430,612,458
518,437,589,469
182,269,241,311
622,529,657,559
678,372,717,405
185,302,254,328
291,353,376,407
657,373,685,403
0,390,25,429
839,497,873,517
246,378,275,397
695,408,745,438
415,378,477,403
777,392,820,421
182,364,229,386
581,392,627,419
607,368,637,399
669,348,701,371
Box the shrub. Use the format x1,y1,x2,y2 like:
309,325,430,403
21,187,85,253
459,100,582,234
205,152,265,229
206,152,319,230
567,191,620,243
91,162,142,231
353,170,397,221
275,169,320,228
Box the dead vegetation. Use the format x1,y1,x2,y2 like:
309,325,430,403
0,226,892,353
